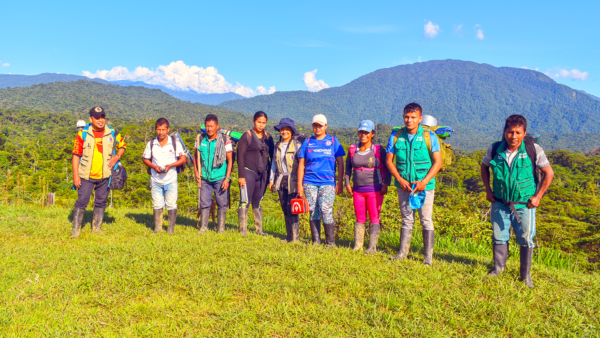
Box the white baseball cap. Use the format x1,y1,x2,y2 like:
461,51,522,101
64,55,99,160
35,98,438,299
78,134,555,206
312,114,327,126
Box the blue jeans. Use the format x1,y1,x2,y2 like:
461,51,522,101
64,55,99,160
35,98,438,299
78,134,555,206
491,201,536,247
151,181,178,210
199,178,228,210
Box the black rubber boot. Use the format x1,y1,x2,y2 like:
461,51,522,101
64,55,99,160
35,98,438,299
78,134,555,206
391,228,413,261
324,222,336,247
91,208,105,234
423,230,435,265
217,209,227,233
282,215,293,242
253,207,266,236
71,208,85,238
488,243,509,277
353,222,366,251
167,209,177,234
309,220,321,245
153,209,164,233
519,246,535,289
365,223,381,254
290,215,300,242
238,208,248,236
199,209,210,233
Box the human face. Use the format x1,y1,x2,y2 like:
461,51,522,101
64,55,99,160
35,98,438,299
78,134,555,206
254,117,267,133
89,115,106,131
312,123,327,138
403,110,423,133
205,120,219,139
358,130,374,145
504,126,526,150
279,127,293,142
156,123,170,141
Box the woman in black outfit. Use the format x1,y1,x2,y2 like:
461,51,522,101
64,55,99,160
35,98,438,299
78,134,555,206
237,111,275,236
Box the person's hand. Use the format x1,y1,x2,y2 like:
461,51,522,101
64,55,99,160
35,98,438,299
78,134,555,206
528,195,541,209
221,179,230,191
336,183,343,195
239,177,246,188
73,174,82,188
268,182,274,192
197,179,202,189
108,155,120,168
194,173,201,184
154,165,163,173
486,190,496,204
297,185,304,198
346,184,353,194
398,178,412,192
164,164,172,172
411,181,427,194
381,184,388,196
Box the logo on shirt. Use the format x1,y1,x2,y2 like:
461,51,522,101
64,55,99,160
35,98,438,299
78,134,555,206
325,140,332,146
399,138,406,142
108,137,113,142
519,153,528,159
497,155,503,160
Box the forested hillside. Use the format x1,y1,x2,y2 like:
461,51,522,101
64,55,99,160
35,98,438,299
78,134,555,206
220,60,600,151
0,73,109,88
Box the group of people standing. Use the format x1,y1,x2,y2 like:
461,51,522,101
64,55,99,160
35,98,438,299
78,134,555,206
69,103,554,289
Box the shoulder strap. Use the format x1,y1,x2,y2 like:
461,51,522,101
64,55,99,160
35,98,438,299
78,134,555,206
349,144,357,159
81,124,90,142
171,135,177,154
524,139,538,185
392,128,403,148
491,141,502,159
423,131,432,155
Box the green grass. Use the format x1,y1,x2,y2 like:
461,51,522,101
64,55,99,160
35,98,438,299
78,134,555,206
0,206,599,337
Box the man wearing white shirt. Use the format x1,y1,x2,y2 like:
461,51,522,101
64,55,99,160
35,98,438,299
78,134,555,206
143,118,187,234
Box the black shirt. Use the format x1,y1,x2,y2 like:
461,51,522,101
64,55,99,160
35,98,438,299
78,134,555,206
237,130,275,179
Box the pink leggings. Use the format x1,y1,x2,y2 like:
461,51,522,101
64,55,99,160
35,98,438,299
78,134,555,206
352,191,383,224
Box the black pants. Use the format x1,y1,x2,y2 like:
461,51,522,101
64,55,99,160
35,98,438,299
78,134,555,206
74,178,110,209
240,168,266,209
278,187,298,217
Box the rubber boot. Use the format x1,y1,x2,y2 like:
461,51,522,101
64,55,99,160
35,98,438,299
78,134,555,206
488,243,509,277
71,208,85,238
353,222,366,251
253,207,266,236
217,209,227,233
309,220,321,245
153,209,164,233
282,215,292,242
167,209,177,234
238,208,248,236
365,223,381,254
423,230,435,265
519,246,535,289
91,208,105,234
198,209,210,233
391,228,413,261
290,215,300,242
324,222,336,247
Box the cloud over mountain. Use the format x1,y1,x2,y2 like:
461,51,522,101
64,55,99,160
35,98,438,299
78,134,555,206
303,69,329,92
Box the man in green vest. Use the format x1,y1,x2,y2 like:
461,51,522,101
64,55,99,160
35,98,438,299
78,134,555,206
386,102,442,265
194,114,233,233
481,114,554,289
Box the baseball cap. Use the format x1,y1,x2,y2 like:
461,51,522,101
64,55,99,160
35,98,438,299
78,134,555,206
358,120,375,133
312,114,327,126
89,106,106,118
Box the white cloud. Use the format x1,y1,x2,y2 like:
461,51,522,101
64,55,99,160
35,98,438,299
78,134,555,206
82,61,274,98
423,21,440,39
340,25,396,34
256,86,277,95
474,24,485,40
453,24,463,35
521,67,540,71
303,69,329,92
546,68,589,81
1,63,8,67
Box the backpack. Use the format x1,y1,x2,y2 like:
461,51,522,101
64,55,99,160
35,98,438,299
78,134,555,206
391,126,454,171
146,133,187,175
80,124,127,190
348,143,386,182
491,134,541,187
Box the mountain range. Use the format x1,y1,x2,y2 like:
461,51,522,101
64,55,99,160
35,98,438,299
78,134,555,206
0,74,244,105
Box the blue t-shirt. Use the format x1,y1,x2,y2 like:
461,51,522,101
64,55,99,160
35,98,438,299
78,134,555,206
385,130,441,153
299,135,346,186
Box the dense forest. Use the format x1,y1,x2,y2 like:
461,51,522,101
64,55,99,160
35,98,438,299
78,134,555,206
220,59,600,151
0,108,597,269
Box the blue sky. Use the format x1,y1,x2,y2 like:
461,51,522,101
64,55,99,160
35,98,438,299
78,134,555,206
1,0,598,97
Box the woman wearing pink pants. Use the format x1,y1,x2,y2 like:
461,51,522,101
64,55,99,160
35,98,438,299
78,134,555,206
345,120,390,254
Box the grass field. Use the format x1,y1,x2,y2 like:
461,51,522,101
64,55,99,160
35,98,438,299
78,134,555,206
0,206,598,337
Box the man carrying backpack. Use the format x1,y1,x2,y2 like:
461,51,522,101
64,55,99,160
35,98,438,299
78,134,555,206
71,106,127,238
193,114,233,234
481,114,554,289
386,103,442,265
143,118,187,234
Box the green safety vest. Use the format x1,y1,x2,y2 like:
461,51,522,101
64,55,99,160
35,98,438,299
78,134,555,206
489,141,536,209
198,136,227,182
393,125,435,190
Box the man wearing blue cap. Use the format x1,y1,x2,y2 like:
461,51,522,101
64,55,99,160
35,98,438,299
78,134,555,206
386,103,442,265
